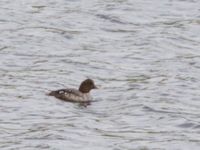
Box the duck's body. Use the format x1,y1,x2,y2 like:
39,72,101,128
48,79,97,103
48,88,91,102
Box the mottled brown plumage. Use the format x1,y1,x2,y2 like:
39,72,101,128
48,79,97,103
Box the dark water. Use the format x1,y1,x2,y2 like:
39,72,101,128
0,0,200,149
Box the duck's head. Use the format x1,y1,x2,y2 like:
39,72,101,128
79,79,98,93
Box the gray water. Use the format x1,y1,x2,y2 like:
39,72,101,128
0,0,200,149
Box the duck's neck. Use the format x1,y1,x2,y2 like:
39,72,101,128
79,84,90,93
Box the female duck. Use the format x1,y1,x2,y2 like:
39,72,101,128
48,79,97,103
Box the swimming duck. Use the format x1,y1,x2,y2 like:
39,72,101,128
48,79,97,103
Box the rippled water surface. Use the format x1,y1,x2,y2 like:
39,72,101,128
1,0,200,149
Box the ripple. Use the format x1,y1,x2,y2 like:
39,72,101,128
0,0,200,149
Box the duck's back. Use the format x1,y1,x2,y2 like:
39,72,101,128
48,88,91,102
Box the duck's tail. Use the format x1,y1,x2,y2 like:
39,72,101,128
47,91,56,96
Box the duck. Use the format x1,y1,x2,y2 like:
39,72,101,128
48,79,97,103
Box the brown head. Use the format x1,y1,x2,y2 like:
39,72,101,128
79,79,97,93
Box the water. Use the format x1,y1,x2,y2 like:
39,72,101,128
0,0,200,149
